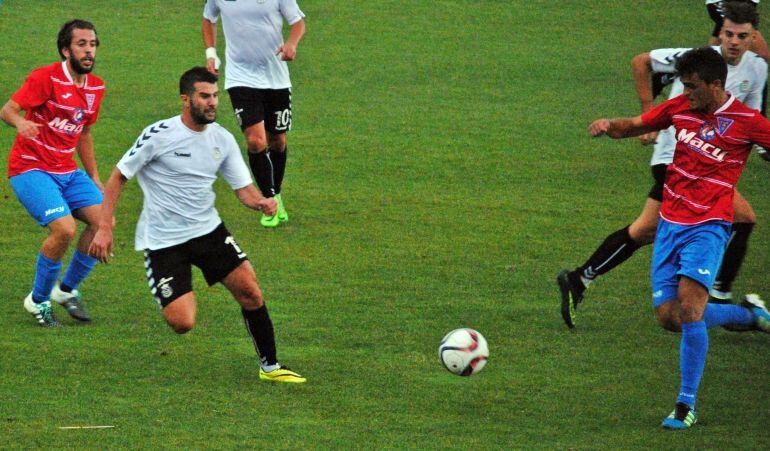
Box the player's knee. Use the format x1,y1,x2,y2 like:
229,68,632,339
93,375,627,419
734,210,756,224
237,287,264,310
169,318,195,334
628,223,656,245
53,223,78,244
245,135,268,153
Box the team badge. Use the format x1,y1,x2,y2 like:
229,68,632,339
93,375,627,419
740,80,749,92
71,107,85,125
212,147,222,160
717,117,734,134
699,122,717,141
86,93,96,111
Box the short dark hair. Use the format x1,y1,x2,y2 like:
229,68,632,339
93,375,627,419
723,1,760,28
675,47,728,87
179,67,218,96
57,19,99,60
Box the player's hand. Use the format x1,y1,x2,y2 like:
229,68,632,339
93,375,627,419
88,227,114,264
259,198,277,216
17,120,42,139
206,58,219,75
588,119,611,137
276,43,297,61
638,130,658,146
757,145,770,162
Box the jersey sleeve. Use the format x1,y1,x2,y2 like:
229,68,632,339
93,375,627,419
747,114,770,149
641,95,684,130
116,124,163,180
280,0,306,25
10,69,52,111
218,132,253,190
203,0,220,22
649,48,692,74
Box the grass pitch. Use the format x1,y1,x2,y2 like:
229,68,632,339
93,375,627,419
1,1,769,448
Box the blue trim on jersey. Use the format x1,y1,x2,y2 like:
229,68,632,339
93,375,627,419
10,170,102,226
651,218,731,307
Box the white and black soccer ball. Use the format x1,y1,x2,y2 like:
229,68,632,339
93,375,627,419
438,328,489,376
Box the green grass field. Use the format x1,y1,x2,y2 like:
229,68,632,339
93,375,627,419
1,0,770,448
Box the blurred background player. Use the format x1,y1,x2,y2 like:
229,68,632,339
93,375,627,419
558,1,767,328
202,0,306,228
707,0,769,59
0,19,105,326
89,67,305,383
588,47,770,429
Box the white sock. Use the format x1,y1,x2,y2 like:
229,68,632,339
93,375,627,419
261,363,280,372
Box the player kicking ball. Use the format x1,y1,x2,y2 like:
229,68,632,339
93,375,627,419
89,67,305,383
588,47,770,429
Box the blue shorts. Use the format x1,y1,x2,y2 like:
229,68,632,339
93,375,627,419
650,218,731,307
9,170,103,226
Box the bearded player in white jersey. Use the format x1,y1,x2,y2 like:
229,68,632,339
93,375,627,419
558,1,768,328
89,67,305,383
202,0,306,228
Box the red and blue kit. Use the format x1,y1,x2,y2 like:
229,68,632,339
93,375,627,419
7,61,105,177
642,94,770,225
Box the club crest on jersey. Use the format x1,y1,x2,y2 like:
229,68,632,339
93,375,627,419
86,93,95,111
677,128,727,162
71,108,85,125
212,147,222,160
699,122,717,141
717,117,734,134
740,80,749,92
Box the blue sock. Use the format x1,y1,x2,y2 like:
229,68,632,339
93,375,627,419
61,249,98,292
677,321,708,408
32,252,62,303
703,303,753,329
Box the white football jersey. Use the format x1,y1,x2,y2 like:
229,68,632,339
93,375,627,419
648,45,767,165
203,0,305,90
117,116,253,251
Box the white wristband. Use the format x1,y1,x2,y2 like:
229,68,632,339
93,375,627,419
205,47,221,70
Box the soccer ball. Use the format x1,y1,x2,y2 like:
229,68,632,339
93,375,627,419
438,328,489,376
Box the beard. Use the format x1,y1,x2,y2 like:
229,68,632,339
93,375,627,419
189,101,216,125
69,54,94,74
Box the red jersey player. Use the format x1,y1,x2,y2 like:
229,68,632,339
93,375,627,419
588,47,770,429
0,20,105,326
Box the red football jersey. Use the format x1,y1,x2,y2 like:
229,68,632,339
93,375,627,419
7,61,105,177
642,93,770,225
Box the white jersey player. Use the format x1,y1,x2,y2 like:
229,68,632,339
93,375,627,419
89,67,306,383
202,0,306,229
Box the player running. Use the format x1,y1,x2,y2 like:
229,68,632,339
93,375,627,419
1,20,106,326
89,67,305,383
558,1,768,327
589,47,770,429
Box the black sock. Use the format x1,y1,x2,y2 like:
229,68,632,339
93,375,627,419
248,151,275,198
271,147,287,195
575,225,641,282
60,283,74,293
242,305,278,367
714,222,754,293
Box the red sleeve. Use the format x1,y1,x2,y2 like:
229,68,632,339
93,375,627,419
747,113,770,149
10,69,52,111
641,95,687,131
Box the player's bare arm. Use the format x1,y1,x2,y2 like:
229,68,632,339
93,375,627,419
589,115,654,139
235,184,277,216
751,30,770,60
277,19,305,61
88,168,128,263
0,99,42,139
75,126,103,191
631,52,659,145
202,19,220,74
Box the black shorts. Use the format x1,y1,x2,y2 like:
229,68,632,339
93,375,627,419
143,223,248,308
648,163,669,202
227,87,292,134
